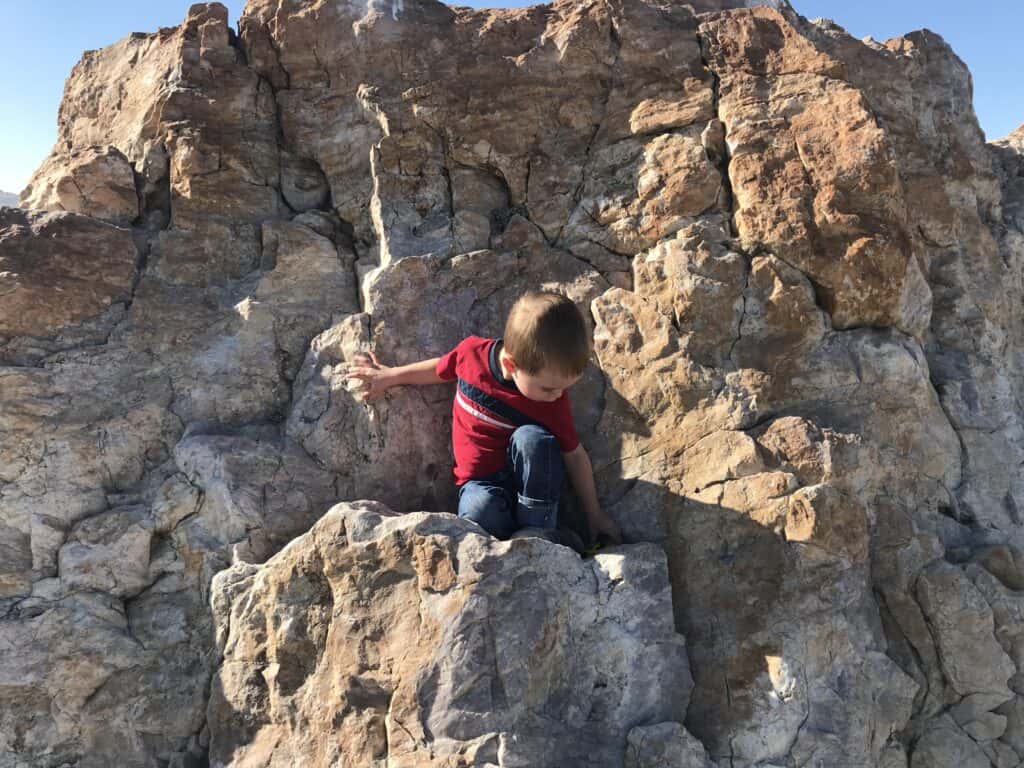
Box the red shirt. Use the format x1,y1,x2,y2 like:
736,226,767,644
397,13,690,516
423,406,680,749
435,336,580,485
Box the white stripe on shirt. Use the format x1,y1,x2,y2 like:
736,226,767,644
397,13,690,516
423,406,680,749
455,390,516,430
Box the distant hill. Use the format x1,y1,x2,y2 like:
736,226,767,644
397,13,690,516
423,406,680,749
0,190,18,207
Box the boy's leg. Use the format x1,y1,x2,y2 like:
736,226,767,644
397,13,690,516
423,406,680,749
457,474,516,539
507,424,564,531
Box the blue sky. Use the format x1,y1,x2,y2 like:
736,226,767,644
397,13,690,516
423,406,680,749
1,0,1021,194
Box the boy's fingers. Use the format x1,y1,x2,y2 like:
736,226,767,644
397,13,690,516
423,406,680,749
346,365,381,378
352,351,381,368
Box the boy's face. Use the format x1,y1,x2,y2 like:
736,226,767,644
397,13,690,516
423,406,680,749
502,354,581,402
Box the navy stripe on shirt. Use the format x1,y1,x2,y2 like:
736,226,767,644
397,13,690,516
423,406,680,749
456,378,540,429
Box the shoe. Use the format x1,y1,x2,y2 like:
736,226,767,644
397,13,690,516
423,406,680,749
556,524,587,555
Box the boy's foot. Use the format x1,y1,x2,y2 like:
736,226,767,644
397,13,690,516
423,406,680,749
556,524,587,556
509,526,560,544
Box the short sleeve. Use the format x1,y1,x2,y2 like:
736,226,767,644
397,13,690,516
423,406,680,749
435,337,468,381
549,393,580,453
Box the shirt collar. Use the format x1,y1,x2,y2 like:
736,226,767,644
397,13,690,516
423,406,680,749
489,338,520,391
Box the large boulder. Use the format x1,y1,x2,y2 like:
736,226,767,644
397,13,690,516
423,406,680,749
208,501,693,767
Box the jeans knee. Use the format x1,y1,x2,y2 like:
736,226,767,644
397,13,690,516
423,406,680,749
507,424,564,503
458,484,514,539
510,424,557,455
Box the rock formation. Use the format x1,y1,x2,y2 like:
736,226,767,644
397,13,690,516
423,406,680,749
1,0,1022,766
209,502,693,767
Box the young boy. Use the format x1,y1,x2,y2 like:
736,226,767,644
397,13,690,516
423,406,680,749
343,290,622,546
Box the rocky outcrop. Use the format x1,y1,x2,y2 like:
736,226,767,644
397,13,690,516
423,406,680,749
2,1,1023,767
20,146,140,224
208,501,696,767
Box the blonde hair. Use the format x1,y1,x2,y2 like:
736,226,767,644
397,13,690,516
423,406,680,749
503,290,590,376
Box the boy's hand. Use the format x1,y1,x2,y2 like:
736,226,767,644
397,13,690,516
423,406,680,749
342,351,393,402
588,511,623,546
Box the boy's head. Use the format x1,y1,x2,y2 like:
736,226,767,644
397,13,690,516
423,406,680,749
500,290,590,402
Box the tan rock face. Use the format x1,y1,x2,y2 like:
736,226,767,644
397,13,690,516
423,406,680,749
2,1,1024,767
20,146,139,224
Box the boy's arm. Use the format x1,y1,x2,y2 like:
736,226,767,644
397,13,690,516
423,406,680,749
562,444,623,544
380,357,446,387
343,351,446,401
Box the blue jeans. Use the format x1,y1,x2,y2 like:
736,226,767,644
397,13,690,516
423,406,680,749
457,424,564,539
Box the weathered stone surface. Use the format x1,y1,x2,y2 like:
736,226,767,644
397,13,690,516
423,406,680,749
208,502,690,767
700,7,923,332
915,562,1014,701
963,711,1008,741
20,145,139,223
2,0,1024,766
912,715,991,768
631,218,746,368
173,429,340,565
57,505,154,598
0,592,146,764
0,209,137,348
625,721,716,768
0,424,339,768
